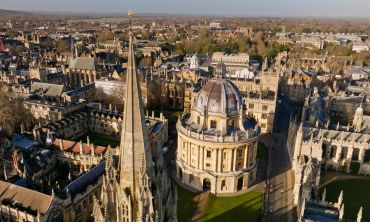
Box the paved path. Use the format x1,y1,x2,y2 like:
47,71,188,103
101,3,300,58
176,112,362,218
191,192,210,222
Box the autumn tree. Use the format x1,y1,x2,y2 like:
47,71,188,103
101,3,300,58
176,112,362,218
0,93,35,136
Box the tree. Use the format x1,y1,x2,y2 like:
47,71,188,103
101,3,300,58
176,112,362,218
40,38,54,50
0,93,35,136
56,40,70,53
97,31,115,42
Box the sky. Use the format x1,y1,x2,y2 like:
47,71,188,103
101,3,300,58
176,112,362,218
2,0,370,18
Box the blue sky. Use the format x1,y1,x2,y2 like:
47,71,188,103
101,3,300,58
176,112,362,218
2,0,370,17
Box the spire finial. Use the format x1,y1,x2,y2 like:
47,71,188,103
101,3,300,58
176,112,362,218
128,10,134,31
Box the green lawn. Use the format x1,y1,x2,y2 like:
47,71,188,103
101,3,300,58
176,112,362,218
177,185,263,222
177,186,198,222
321,179,370,221
81,132,120,147
199,192,263,222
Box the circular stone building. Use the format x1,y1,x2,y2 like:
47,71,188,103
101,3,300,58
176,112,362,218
176,76,260,194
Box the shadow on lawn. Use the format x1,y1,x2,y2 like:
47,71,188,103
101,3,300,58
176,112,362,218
196,194,263,222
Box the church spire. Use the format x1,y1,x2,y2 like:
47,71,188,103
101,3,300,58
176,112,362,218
119,22,153,196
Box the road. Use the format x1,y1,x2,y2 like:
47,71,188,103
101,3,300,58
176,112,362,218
264,95,297,222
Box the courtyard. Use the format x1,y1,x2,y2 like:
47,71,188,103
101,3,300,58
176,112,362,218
177,185,263,222
81,132,120,147
321,178,370,221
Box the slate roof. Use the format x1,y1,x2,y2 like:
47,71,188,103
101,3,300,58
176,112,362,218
0,180,53,215
69,57,96,71
62,161,105,197
30,82,65,98
12,134,40,150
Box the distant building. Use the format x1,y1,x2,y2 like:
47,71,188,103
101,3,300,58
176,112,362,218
352,43,369,52
209,22,223,30
346,66,370,81
63,57,98,89
212,52,249,74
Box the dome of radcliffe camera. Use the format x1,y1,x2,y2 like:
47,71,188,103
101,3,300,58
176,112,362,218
194,78,242,115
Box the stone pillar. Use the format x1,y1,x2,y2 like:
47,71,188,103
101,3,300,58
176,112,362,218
214,149,218,172
233,148,237,171
359,148,365,164
229,150,233,172
335,145,342,162
197,145,200,169
186,142,190,165
218,148,222,172
200,146,204,170
243,146,248,169
347,146,353,161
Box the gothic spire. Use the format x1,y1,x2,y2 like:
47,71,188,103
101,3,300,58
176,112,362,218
119,27,153,194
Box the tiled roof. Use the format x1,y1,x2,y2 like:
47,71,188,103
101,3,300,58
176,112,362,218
52,139,108,155
30,82,65,97
0,180,53,215
68,57,96,71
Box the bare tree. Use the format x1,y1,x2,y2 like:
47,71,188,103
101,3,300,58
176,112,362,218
0,93,35,136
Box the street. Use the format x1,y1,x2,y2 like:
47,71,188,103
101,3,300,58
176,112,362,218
264,95,298,222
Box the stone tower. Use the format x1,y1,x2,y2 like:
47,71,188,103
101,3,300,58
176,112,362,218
190,54,199,69
93,27,177,222
353,104,363,132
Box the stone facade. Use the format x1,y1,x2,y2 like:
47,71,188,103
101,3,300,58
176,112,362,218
176,75,260,195
290,89,370,206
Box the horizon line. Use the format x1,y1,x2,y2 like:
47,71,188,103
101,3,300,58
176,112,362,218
1,7,370,20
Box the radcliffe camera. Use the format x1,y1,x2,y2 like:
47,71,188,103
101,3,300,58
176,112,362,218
0,1,369,222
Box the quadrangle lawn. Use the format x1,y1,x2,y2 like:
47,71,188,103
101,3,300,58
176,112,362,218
81,132,120,147
177,185,263,222
321,179,370,221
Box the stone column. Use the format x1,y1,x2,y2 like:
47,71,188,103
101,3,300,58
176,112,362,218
335,145,342,162
243,146,248,169
347,146,353,161
359,148,365,164
214,149,218,172
229,150,233,172
186,142,190,165
233,148,237,171
197,145,201,169
218,148,222,172
201,146,204,170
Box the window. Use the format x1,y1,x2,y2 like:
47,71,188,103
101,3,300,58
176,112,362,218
260,123,266,128
330,146,337,158
210,120,217,129
238,149,243,157
262,114,268,119
206,163,211,168
75,205,82,216
207,150,212,158
197,116,200,124
248,103,254,109
364,150,370,162
189,174,194,183
262,105,268,111
221,180,226,190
